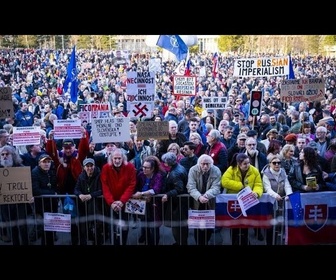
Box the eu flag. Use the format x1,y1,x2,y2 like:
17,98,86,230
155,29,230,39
288,54,295,79
288,191,303,226
63,46,78,103
156,35,188,61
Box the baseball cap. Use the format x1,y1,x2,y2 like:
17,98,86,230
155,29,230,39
83,158,95,166
237,133,247,140
307,141,318,150
207,109,214,113
62,139,75,147
326,120,335,126
246,130,257,137
38,154,52,162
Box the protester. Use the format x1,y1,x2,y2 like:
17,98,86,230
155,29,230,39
31,154,58,245
101,148,136,245
187,154,221,245
0,145,29,245
161,152,189,245
74,157,104,245
132,155,165,245
221,153,263,245
261,154,292,245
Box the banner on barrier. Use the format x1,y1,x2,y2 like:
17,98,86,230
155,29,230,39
215,193,276,228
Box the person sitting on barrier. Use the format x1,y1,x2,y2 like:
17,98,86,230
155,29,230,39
132,155,165,245
187,154,221,245
31,154,58,245
221,152,263,245
161,151,189,245
101,148,136,245
261,154,292,245
74,157,104,245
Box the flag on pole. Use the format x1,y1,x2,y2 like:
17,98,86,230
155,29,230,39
288,54,295,79
212,52,218,78
63,46,78,103
184,58,191,76
156,35,188,62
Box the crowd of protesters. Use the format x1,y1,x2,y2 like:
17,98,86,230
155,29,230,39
1,47,336,245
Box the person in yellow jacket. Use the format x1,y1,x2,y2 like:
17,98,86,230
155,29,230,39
221,152,263,245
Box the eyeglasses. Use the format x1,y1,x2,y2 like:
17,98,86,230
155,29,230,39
1,153,9,156
247,143,256,146
271,162,281,165
142,166,151,169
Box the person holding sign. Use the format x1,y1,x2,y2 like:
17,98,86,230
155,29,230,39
132,155,165,245
221,153,263,245
0,145,29,245
187,154,221,245
45,127,90,245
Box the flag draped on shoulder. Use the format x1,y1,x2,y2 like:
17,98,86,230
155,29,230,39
288,54,295,79
212,52,218,78
63,46,78,103
156,35,188,62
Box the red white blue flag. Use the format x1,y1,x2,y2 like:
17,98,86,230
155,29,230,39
215,194,276,228
285,192,336,245
184,59,191,76
212,52,219,78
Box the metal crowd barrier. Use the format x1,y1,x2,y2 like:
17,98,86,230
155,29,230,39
0,193,286,245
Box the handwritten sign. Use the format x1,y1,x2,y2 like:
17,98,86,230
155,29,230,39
0,87,14,119
91,117,130,143
173,75,196,96
0,167,32,204
136,121,169,140
280,78,325,103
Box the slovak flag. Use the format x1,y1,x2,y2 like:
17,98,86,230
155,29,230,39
285,191,336,245
215,193,276,228
212,52,219,78
184,59,191,76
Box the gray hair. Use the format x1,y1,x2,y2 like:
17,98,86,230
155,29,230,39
197,154,214,166
0,145,23,165
161,152,177,166
208,129,221,140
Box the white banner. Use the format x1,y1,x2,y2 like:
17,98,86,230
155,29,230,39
233,56,290,77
